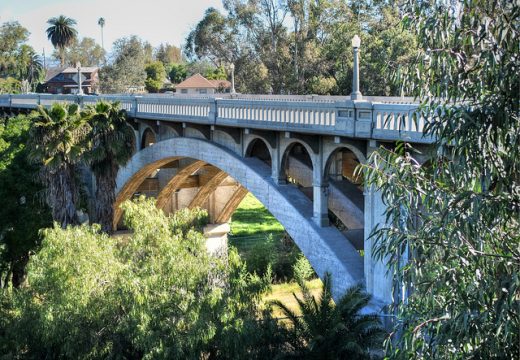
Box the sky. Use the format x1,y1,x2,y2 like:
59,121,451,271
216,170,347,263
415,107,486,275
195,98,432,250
0,0,224,56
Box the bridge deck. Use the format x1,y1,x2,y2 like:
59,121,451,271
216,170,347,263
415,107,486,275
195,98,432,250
0,94,433,143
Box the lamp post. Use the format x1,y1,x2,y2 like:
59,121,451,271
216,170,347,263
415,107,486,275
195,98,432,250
76,62,83,95
229,63,236,94
351,35,362,100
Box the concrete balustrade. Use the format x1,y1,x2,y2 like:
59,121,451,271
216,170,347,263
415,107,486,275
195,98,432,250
0,93,433,143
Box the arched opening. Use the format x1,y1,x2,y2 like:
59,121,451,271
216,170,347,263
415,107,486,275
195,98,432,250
114,137,364,299
141,128,156,149
281,142,314,199
245,138,272,166
324,147,365,252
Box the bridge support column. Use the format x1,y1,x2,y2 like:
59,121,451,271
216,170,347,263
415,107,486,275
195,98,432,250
312,184,329,227
364,141,393,306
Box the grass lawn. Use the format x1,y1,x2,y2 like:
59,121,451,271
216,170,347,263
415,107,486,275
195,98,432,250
229,193,285,257
263,279,323,318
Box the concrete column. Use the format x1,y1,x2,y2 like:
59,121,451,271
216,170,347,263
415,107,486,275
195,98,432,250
312,184,329,227
203,223,229,258
364,141,392,305
312,150,329,227
271,133,287,184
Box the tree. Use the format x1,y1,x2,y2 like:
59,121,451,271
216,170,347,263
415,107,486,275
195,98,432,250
155,43,182,65
205,64,227,80
17,45,44,90
55,37,105,67
27,103,89,227
0,115,51,288
0,198,272,358
0,21,30,77
168,63,187,84
144,61,166,93
46,15,78,66
97,17,105,52
84,101,135,232
364,0,520,358
99,36,149,93
272,273,385,359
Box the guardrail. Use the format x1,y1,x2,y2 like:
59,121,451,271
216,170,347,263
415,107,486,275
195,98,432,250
0,94,432,143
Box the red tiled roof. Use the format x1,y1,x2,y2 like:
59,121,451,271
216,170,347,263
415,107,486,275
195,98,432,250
176,73,217,89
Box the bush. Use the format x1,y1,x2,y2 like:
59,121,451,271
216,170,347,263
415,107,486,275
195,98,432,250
292,254,315,283
0,198,272,358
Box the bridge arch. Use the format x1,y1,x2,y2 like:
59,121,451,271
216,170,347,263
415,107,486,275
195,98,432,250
279,140,316,186
141,127,157,149
245,137,273,165
324,145,366,186
115,137,364,299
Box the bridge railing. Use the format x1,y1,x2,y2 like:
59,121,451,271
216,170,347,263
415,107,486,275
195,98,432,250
0,94,433,143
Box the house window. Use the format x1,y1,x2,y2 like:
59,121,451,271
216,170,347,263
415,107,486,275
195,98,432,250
180,89,188,94
198,88,207,94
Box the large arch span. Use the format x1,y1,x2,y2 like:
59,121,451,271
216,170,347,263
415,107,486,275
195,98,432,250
115,137,364,299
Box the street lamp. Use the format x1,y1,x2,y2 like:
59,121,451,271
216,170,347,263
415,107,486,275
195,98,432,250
229,63,236,94
351,35,362,100
76,62,83,95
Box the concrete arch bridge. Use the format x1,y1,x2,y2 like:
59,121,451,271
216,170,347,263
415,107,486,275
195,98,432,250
0,93,434,306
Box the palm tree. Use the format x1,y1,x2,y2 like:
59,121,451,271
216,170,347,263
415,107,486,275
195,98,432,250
28,103,90,227
17,45,43,89
84,101,135,232
46,15,78,66
271,273,385,359
97,18,105,51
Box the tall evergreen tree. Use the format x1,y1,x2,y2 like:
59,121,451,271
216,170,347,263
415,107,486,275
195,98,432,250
364,0,520,358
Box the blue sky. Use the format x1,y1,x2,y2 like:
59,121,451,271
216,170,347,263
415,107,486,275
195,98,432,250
0,0,223,55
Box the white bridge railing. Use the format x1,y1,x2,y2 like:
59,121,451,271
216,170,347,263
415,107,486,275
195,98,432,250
0,94,432,143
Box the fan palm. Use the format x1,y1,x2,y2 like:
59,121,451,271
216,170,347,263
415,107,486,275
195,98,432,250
46,15,78,66
28,103,90,227
84,101,135,232
271,273,385,359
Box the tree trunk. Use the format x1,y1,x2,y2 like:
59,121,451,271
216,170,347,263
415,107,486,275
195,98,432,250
46,165,79,227
11,254,29,288
95,162,118,233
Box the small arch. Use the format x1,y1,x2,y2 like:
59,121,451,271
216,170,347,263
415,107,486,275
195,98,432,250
324,147,364,187
141,127,156,149
281,141,314,191
245,137,272,166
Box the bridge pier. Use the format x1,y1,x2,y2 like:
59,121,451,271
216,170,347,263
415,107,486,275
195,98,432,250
364,141,392,305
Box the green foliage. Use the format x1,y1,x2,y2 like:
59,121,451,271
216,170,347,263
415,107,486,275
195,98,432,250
363,1,520,358
99,36,149,93
168,62,187,84
0,115,51,288
0,77,20,94
185,1,416,95
0,198,273,358
57,37,106,67
292,254,314,283
205,65,227,80
229,193,300,282
144,61,166,93
0,21,43,91
272,273,385,359
155,43,182,66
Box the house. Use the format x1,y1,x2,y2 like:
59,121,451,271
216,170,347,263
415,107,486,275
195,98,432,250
175,73,231,95
44,67,99,94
